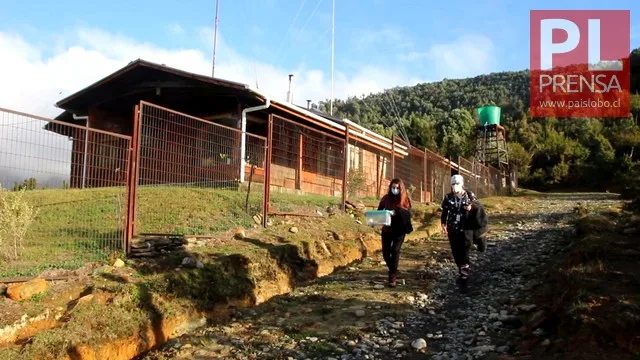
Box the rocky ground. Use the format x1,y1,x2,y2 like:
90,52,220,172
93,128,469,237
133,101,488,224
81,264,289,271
141,194,622,360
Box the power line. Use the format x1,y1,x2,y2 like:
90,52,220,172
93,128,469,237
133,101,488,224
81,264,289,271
380,92,409,145
279,0,324,62
273,0,308,61
361,95,428,149
298,25,332,66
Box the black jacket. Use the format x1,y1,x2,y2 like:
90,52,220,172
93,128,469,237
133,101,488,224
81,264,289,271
463,202,489,251
377,195,413,235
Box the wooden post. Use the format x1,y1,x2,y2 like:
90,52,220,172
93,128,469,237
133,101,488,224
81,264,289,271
341,125,350,209
125,104,142,255
423,149,428,203
391,135,395,179
263,114,273,228
296,131,303,190
236,101,243,181
376,154,381,198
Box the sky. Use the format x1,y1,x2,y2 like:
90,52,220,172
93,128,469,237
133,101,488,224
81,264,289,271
0,1,638,188
0,0,638,118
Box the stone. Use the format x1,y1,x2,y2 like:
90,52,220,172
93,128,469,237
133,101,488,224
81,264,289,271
355,309,366,317
470,345,495,353
112,258,125,268
181,257,204,269
411,338,427,350
540,339,551,347
328,230,344,241
234,227,246,239
373,284,385,290
289,227,299,233
6,278,48,301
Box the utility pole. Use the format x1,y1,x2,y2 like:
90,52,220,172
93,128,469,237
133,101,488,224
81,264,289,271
330,0,335,115
212,0,220,77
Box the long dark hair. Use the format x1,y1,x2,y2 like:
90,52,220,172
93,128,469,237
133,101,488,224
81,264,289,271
387,178,411,209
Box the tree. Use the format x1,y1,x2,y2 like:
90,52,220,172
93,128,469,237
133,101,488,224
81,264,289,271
507,142,532,179
322,47,640,191
437,109,475,158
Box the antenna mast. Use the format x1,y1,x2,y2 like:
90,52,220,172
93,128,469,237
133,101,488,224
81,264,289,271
330,0,335,115
212,0,220,77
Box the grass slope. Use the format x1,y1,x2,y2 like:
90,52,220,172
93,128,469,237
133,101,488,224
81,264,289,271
1,187,343,277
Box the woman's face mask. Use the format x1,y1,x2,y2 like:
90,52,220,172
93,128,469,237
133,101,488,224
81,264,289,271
391,186,400,195
452,183,463,193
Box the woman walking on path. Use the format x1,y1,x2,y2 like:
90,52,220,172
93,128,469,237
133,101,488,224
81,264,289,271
377,178,413,287
441,174,481,293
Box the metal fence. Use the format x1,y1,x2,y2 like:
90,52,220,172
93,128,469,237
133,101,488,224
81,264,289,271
393,137,427,202
0,103,512,278
269,114,346,212
426,149,453,204
347,137,391,200
0,107,131,277
129,102,266,237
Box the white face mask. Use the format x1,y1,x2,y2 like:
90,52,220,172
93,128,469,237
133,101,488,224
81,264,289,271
452,184,463,193
391,188,400,195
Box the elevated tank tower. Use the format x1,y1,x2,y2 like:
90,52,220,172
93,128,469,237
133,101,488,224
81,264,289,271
474,106,509,174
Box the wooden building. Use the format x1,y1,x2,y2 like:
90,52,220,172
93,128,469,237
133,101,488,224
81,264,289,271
46,59,463,202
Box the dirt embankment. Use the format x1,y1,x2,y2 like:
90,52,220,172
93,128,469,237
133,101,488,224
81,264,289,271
0,206,442,360
513,200,640,360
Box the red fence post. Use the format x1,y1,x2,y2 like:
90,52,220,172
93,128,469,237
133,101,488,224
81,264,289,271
262,114,273,228
342,125,350,210
125,104,141,255
423,149,428,203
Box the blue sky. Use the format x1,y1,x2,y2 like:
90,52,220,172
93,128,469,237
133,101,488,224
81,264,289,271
0,0,638,115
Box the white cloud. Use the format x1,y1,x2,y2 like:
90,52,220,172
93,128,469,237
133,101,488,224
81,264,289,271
168,23,185,35
0,26,496,187
399,34,497,80
354,26,413,50
0,26,424,118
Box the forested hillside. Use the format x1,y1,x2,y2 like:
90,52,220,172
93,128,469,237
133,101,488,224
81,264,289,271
320,48,640,191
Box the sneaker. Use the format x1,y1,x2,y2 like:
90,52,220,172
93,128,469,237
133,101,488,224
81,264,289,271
389,273,397,288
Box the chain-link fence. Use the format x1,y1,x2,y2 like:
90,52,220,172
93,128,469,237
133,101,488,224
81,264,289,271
0,101,513,278
393,137,428,202
0,107,131,277
269,114,345,202
130,101,266,236
347,137,391,201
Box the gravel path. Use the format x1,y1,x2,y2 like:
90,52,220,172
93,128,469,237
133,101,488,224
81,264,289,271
142,195,621,360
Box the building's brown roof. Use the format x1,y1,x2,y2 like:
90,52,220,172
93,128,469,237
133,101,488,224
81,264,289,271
55,59,252,115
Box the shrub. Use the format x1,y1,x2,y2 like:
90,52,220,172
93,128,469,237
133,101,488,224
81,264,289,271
0,185,38,260
347,168,366,199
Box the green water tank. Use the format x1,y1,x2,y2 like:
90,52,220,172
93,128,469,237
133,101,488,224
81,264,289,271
477,106,501,126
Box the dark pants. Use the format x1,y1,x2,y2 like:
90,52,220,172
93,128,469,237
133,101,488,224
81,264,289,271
381,231,405,274
448,231,471,279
